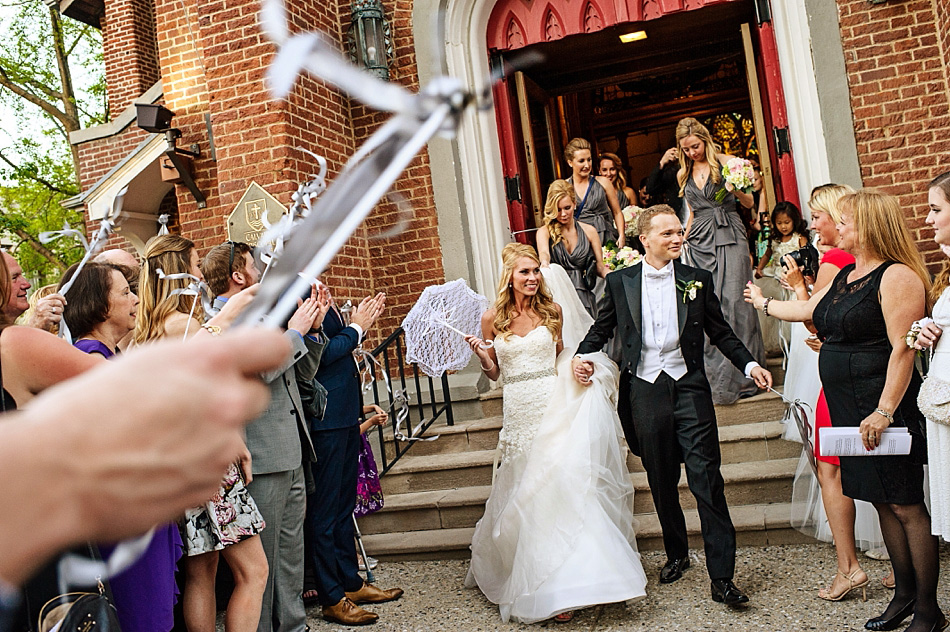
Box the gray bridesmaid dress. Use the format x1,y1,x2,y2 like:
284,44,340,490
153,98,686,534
549,223,598,317
572,178,619,247
682,175,766,404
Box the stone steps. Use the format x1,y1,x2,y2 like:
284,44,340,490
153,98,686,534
362,457,800,536
361,356,801,560
361,502,810,561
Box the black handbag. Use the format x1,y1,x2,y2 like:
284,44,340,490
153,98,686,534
38,586,121,632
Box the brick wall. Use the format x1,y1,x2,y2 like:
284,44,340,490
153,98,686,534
78,0,447,345
836,0,950,267
101,0,161,116
334,0,445,340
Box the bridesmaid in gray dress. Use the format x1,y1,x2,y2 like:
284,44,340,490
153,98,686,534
563,138,625,248
676,117,766,404
537,180,607,317
598,152,637,210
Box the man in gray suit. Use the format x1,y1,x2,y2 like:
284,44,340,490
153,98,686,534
203,242,330,632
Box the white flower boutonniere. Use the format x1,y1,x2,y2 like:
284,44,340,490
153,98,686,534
677,279,703,303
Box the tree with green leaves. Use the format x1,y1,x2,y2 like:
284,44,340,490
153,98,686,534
0,0,105,284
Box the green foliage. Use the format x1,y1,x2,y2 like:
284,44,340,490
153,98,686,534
0,0,106,285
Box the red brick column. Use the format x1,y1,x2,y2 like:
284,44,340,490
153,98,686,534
836,0,950,265
100,0,161,116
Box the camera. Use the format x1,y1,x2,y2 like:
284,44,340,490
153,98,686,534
780,245,820,279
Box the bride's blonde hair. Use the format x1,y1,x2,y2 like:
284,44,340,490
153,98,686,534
492,243,560,341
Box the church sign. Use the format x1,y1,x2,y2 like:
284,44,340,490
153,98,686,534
227,182,287,245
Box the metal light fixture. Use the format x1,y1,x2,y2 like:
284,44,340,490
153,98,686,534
135,103,206,209
347,0,393,81
619,30,647,43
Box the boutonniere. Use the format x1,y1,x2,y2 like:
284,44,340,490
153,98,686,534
677,279,703,303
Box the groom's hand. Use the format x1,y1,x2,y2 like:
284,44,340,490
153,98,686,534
750,366,772,390
571,356,594,386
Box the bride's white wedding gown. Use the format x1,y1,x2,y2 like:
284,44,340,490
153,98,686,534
465,265,647,623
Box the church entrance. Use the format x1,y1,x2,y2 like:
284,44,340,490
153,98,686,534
488,0,800,243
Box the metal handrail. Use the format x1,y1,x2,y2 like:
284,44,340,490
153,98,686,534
365,327,454,475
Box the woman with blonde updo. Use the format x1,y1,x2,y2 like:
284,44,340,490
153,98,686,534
536,180,607,317
135,234,269,632
676,116,765,404
464,243,647,624
563,138,625,247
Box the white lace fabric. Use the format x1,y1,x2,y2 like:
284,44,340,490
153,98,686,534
928,289,950,541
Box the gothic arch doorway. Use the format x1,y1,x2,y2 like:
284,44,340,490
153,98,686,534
487,0,801,243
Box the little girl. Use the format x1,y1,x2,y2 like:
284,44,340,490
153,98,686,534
754,201,809,279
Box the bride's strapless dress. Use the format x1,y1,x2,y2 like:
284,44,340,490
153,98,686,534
465,266,647,623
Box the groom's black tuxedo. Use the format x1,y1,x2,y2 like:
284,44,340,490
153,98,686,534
577,260,756,581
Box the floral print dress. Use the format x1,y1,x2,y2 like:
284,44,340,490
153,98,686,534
181,462,265,555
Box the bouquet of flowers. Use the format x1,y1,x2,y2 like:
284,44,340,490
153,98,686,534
713,157,757,203
622,205,644,239
602,244,643,271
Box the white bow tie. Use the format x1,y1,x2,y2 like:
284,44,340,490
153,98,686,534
644,266,672,280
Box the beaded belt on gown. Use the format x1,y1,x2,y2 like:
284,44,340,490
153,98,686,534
504,367,556,384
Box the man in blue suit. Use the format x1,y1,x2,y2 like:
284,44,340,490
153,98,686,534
307,289,403,626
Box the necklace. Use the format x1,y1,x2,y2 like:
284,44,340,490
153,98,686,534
694,165,709,186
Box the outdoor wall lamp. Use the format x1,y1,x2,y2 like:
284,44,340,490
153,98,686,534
347,0,394,81
136,103,207,209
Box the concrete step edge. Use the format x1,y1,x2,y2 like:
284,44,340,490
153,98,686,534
385,449,497,475
364,502,798,555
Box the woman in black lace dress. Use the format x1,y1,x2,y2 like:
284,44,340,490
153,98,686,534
745,189,940,632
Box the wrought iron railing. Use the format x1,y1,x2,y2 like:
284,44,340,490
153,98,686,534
365,326,454,475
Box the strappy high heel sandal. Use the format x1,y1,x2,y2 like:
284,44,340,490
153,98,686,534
818,568,869,602
554,611,574,623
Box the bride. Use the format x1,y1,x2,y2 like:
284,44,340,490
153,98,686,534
464,242,647,623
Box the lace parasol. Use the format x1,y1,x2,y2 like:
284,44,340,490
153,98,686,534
402,279,491,377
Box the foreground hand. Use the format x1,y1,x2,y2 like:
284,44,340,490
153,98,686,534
859,412,891,451
572,357,594,386
805,335,822,353
916,322,943,349
750,366,772,390
31,328,288,542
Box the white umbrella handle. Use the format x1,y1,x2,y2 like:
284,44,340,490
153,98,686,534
441,322,494,349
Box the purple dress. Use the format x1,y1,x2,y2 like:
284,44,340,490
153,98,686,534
74,338,183,632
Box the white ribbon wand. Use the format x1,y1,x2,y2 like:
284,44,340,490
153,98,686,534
39,186,129,343
154,268,212,340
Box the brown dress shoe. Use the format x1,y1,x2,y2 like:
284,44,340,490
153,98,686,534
345,581,405,604
321,598,378,626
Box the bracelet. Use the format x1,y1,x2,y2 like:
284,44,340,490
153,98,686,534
762,297,772,317
480,360,495,372
201,323,222,337
874,408,894,424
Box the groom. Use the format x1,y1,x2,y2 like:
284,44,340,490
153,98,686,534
572,205,771,605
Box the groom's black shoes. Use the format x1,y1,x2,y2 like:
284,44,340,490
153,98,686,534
711,579,749,605
659,557,690,584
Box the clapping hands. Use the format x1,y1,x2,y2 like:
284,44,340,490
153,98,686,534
288,283,332,335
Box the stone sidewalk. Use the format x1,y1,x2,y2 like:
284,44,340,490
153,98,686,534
301,543,950,631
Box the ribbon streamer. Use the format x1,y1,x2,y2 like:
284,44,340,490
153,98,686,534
154,268,214,339
158,214,171,235
57,529,154,593
768,386,816,476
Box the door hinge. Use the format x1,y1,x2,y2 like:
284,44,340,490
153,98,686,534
505,175,522,203
773,127,791,157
